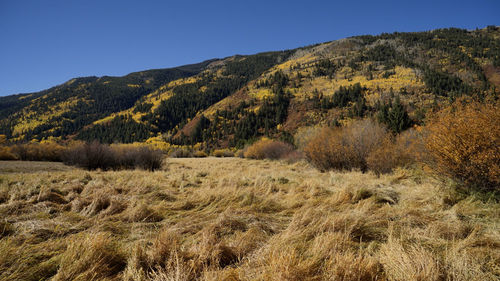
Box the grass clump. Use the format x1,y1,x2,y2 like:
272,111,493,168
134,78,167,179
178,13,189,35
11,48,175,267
0,220,14,238
53,232,126,281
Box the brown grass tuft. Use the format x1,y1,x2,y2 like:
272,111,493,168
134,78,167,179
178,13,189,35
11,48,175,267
379,239,442,281
125,201,164,223
0,220,14,238
53,232,126,281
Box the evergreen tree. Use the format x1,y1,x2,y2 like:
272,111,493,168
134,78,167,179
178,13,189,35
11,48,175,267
377,96,412,134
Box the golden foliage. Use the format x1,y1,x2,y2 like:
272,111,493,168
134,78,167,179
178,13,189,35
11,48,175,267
304,119,387,171
367,128,425,175
213,149,234,158
7,142,66,161
244,138,294,160
0,146,17,160
424,100,500,190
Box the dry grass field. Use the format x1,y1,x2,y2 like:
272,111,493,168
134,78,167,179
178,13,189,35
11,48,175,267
0,158,498,281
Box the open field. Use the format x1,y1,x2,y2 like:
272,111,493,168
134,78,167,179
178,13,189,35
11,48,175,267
0,158,499,280
0,161,72,174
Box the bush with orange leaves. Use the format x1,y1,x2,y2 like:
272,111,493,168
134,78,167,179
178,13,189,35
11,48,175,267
10,142,66,161
424,100,499,191
367,128,425,175
304,119,387,172
244,138,294,160
0,146,17,160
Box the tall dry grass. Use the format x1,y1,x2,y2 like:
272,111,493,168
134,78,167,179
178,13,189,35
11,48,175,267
0,158,498,281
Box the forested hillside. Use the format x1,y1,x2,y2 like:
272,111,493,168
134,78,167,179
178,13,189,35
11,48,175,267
1,26,499,148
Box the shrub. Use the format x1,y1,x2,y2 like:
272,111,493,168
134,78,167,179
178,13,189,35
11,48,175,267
8,142,66,161
169,148,193,158
193,150,208,158
304,119,387,171
294,126,322,150
244,138,294,160
424,100,500,191
0,146,17,160
63,141,117,170
367,128,424,175
213,149,234,157
134,147,164,171
283,150,305,163
63,142,164,171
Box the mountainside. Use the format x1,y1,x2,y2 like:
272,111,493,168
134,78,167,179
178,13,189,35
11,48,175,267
1,26,499,148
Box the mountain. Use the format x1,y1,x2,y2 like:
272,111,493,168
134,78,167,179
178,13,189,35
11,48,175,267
1,26,499,148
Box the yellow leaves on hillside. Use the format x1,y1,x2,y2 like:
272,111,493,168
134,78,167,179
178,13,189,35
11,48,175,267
294,66,425,104
127,84,141,88
167,76,200,88
92,85,178,125
93,114,118,125
12,97,83,136
274,53,317,72
18,94,33,100
248,88,273,100
144,135,191,152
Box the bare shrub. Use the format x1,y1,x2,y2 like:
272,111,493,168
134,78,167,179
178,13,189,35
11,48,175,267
114,146,138,169
63,142,163,171
283,150,304,163
134,147,164,171
294,126,322,150
63,141,117,170
169,148,193,158
304,119,387,171
424,100,500,191
244,138,294,160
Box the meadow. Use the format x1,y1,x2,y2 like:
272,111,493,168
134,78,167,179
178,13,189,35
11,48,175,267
0,158,498,281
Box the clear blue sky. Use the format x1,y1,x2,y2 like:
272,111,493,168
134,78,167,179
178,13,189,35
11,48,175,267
0,0,498,96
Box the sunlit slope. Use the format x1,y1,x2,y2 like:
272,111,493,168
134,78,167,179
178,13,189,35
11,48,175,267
1,27,498,145
0,60,217,141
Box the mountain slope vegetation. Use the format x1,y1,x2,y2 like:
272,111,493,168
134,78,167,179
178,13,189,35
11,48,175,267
1,26,499,147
